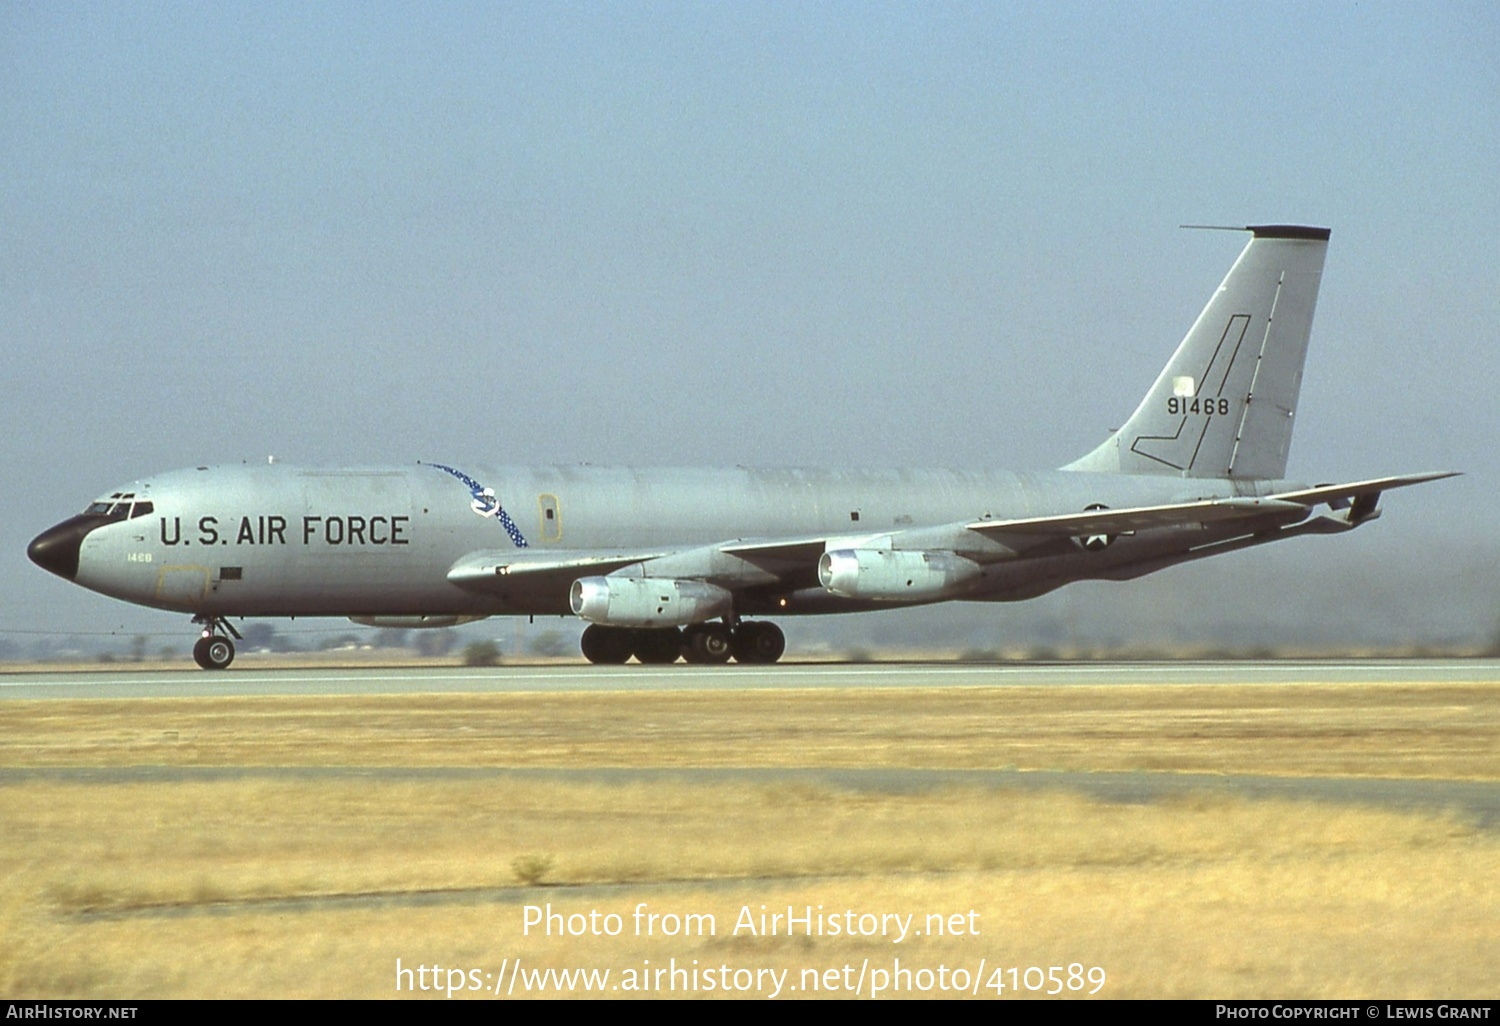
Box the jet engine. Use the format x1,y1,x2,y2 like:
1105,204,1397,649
570,576,733,628
817,549,982,601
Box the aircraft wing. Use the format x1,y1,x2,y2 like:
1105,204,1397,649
1266,472,1460,506
447,474,1458,597
446,549,669,590
720,537,830,566
965,496,1307,539
963,474,1458,540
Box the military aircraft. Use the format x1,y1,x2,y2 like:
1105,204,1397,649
28,225,1454,668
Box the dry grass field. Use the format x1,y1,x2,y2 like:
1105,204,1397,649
1,680,1497,999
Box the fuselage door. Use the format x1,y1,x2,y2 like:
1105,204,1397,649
155,564,210,608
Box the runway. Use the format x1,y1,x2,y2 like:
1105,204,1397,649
3,656,1498,699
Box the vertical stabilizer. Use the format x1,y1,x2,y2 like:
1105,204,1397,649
1065,225,1329,480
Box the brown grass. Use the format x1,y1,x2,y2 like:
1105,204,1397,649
1,682,1497,998
1,682,1496,778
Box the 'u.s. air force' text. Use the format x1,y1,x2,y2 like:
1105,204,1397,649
160,515,410,547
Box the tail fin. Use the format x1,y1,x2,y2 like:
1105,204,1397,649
1065,225,1330,480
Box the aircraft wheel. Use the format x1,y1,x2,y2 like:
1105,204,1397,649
632,627,683,664
580,624,633,664
685,624,732,664
681,626,706,664
193,635,235,670
732,621,786,664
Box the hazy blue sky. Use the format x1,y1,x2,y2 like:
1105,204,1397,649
3,2,1497,647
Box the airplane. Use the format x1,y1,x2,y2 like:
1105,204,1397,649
28,225,1455,669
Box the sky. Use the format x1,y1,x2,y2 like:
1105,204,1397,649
3,2,1498,652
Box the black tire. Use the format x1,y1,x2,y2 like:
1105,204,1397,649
580,624,633,664
733,621,786,664
681,626,707,664
193,635,235,670
685,624,732,664
632,627,683,664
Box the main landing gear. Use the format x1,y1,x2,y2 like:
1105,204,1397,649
580,620,785,666
191,615,241,670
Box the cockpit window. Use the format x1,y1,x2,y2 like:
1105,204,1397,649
82,489,150,519
83,500,133,520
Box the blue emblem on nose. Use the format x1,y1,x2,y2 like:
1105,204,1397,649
424,462,529,548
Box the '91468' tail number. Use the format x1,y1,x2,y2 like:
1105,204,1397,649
1167,397,1231,416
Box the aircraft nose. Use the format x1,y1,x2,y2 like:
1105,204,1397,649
27,516,96,581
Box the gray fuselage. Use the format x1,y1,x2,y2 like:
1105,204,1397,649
57,461,1303,621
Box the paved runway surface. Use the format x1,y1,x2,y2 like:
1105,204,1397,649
3,657,1497,699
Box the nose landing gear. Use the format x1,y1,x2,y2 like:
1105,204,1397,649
191,615,241,670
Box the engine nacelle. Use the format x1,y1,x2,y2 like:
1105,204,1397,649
569,576,733,628
818,549,982,601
